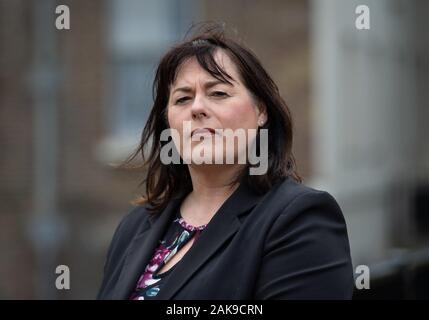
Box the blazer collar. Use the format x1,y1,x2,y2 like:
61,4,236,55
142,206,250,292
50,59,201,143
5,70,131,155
112,180,265,299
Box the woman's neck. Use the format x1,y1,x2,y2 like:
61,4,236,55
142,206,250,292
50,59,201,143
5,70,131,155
181,164,243,226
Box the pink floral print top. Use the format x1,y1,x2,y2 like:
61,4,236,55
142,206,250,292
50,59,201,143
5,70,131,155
129,211,207,300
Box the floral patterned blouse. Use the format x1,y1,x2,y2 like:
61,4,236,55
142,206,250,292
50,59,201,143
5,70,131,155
129,210,207,300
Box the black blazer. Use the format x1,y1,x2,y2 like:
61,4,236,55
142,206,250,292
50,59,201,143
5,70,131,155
97,177,354,300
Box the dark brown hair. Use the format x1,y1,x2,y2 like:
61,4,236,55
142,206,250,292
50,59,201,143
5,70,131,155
121,24,301,214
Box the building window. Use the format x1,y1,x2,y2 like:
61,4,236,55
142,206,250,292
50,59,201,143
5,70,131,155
97,0,199,162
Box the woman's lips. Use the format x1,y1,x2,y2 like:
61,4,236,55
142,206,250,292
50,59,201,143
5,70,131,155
191,128,216,137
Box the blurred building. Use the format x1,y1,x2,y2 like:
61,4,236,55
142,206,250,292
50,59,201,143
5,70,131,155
0,0,427,299
310,0,429,299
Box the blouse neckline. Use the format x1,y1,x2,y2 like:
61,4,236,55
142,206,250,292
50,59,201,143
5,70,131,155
176,211,208,231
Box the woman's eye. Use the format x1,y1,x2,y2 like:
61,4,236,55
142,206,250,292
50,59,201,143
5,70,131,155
211,91,228,98
176,96,191,104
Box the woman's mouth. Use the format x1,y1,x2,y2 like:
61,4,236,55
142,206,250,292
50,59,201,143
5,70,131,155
191,128,216,138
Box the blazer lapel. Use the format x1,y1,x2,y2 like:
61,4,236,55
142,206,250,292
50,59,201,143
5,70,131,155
111,198,182,299
156,181,265,299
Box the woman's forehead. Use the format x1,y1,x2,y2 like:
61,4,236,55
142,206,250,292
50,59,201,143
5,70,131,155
172,50,240,87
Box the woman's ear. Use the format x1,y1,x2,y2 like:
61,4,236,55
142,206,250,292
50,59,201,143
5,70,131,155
257,105,268,127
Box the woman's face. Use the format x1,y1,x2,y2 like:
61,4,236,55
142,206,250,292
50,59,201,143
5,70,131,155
167,49,267,165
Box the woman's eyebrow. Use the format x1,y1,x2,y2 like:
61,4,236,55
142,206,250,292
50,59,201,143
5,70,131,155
171,80,233,95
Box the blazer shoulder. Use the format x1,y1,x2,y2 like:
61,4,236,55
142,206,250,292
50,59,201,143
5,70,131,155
276,177,329,197
256,179,353,299
113,205,151,242
97,205,150,299
100,205,150,273
269,177,344,221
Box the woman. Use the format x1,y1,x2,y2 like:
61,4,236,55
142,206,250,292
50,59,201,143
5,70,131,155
97,27,354,300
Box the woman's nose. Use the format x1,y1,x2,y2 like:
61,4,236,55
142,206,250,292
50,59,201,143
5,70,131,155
191,95,208,120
